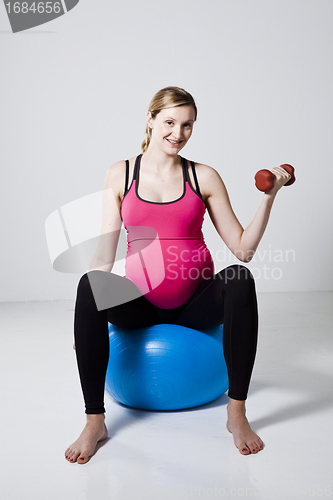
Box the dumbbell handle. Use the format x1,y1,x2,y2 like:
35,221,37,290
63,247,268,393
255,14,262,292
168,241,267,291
254,164,295,192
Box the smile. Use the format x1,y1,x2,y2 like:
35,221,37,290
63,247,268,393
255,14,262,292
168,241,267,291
166,139,182,145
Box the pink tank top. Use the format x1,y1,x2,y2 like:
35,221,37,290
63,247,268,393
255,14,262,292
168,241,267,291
121,154,214,309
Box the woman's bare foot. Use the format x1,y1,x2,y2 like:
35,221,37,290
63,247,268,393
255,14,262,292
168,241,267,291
226,398,264,455
65,414,108,464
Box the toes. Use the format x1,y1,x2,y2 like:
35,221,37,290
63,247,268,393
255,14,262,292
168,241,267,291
254,438,264,451
70,451,81,463
68,449,75,459
65,448,80,462
239,443,250,455
251,442,258,452
66,451,82,463
77,454,89,464
249,439,264,453
250,442,260,453
238,440,264,455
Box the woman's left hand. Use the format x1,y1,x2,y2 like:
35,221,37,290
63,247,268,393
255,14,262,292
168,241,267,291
265,166,292,196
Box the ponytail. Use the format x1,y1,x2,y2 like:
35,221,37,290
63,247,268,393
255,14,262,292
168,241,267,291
141,122,153,154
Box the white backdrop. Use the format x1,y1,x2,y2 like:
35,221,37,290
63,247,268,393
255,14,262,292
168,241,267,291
1,0,332,301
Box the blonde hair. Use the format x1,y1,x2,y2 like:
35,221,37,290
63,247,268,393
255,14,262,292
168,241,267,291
141,86,197,153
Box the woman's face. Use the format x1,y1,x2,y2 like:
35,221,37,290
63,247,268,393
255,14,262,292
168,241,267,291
147,105,196,154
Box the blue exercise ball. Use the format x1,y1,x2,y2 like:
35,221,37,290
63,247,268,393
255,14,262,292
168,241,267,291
105,323,228,410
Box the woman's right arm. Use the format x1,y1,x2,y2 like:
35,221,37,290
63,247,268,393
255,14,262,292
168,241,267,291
88,160,126,273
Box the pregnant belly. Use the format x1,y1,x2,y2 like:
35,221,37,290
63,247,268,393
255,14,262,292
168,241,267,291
125,238,215,309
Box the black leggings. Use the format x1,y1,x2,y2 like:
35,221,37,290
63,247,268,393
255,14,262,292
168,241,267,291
74,264,258,414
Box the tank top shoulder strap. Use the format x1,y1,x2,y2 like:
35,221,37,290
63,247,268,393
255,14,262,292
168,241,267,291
124,159,129,197
180,155,188,181
183,158,203,199
190,161,202,197
123,154,142,198
133,154,142,181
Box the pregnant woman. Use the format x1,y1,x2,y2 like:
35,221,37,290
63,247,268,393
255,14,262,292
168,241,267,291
65,86,291,463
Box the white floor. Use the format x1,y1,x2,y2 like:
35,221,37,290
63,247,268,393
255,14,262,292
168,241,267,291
1,292,332,500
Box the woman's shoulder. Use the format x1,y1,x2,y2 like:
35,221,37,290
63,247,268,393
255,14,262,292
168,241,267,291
104,156,138,199
192,161,224,185
103,159,126,200
106,158,126,177
106,156,137,177
191,160,219,176
190,161,226,200
105,156,136,182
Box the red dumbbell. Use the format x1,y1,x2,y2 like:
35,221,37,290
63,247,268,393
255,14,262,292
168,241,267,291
254,164,296,192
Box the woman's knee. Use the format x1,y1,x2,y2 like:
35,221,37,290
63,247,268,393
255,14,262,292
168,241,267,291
222,264,254,282
76,273,88,293
222,265,257,301
76,272,98,308
77,271,105,293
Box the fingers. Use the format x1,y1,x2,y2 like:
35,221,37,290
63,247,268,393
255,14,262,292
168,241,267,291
271,166,292,179
271,166,292,186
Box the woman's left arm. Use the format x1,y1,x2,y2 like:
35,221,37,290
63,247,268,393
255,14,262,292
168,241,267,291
200,165,291,263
